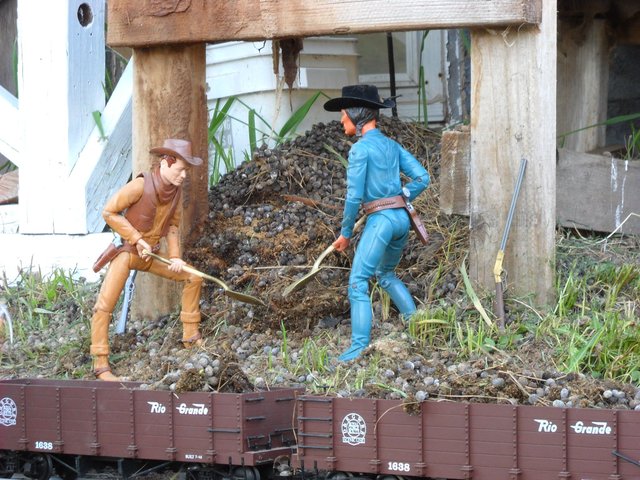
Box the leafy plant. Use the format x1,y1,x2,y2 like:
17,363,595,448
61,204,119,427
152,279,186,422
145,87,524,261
207,91,330,185
417,31,430,127
557,112,640,148
623,122,640,160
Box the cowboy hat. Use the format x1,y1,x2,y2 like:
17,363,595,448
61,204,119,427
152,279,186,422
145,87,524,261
323,84,396,112
150,138,203,166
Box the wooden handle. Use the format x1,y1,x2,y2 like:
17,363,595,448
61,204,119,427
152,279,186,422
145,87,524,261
142,250,230,290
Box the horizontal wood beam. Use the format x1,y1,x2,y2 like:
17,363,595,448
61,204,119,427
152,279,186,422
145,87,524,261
107,0,542,47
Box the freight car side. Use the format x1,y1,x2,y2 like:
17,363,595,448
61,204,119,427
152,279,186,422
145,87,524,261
293,395,640,480
0,379,302,480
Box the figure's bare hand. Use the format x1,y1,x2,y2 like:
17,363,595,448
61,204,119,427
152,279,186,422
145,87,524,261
332,235,350,253
136,240,152,261
168,257,186,273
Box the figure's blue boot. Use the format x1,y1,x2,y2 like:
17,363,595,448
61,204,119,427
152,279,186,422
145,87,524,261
339,303,372,362
378,274,416,320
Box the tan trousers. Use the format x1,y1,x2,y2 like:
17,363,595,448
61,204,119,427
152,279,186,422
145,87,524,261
90,251,203,356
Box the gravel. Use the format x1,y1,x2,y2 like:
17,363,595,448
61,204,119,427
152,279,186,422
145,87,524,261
1,117,638,411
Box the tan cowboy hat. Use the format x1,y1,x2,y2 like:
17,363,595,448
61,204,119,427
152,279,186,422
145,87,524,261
150,138,203,166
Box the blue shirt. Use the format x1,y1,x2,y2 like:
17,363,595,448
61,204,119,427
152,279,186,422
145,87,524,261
341,128,430,238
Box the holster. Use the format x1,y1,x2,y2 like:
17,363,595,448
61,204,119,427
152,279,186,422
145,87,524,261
363,195,429,246
402,198,429,245
92,242,122,273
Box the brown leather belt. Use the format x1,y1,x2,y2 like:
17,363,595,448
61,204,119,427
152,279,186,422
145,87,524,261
363,195,405,215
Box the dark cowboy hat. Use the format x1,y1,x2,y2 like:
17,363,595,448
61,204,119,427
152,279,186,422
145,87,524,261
324,84,396,112
150,138,203,166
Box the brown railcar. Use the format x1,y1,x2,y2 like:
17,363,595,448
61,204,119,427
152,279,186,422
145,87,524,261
2,379,640,480
294,395,640,480
0,379,301,480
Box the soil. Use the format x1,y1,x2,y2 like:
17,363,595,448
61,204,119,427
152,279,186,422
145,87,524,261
1,117,638,411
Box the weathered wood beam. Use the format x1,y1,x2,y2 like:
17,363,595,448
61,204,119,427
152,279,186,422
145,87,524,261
440,141,640,235
557,18,610,153
107,0,542,47
440,126,470,216
557,149,640,235
130,44,208,321
469,0,556,308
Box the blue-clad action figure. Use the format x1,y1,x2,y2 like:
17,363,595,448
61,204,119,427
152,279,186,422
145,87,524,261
324,85,430,362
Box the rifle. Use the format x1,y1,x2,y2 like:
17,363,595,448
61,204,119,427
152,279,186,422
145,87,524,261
494,158,527,331
115,270,137,334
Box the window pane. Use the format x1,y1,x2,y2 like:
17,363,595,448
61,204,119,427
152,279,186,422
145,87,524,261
354,32,407,76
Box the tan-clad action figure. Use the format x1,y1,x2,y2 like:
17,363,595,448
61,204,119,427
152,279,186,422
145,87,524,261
90,138,204,381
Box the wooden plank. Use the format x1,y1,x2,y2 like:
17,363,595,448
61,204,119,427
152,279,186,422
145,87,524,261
556,18,609,152
18,0,105,233
130,44,208,321
440,126,470,216
0,87,19,166
0,170,18,205
107,0,542,47
469,0,556,306
58,61,134,234
557,149,640,235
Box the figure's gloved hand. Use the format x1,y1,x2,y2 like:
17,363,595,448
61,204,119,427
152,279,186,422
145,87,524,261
136,239,153,261
168,257,186,273
333,235,350,252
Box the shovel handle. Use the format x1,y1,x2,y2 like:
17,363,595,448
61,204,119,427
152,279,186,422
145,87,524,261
314,216,368,268
142,250,230,291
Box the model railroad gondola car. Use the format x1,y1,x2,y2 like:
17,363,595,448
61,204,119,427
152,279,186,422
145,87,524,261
293,395,640,480
1,379,640,480
0,379,302,480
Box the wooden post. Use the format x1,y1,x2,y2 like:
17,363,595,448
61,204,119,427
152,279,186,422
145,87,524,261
557,18,610,152
130,45,208,321
18,0,105,233
469,0,556,307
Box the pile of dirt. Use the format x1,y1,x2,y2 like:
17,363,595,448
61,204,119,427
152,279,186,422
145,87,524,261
1,117,638,411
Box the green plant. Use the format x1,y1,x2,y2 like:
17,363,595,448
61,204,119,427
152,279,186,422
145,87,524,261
207,91,330,185
208,97,238,186
280,320,290,368
557,112,640,148
417,31,430,127
623,122,640,160
92,111,107,141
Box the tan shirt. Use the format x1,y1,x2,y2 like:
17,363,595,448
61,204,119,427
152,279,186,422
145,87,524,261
102,177,182,258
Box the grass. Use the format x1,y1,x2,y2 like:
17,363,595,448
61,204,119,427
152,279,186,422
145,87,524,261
1,229,637,392
1,111,638,391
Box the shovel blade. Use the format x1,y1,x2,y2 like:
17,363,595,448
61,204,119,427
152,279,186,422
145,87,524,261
225,290,265,306
282,267,323,297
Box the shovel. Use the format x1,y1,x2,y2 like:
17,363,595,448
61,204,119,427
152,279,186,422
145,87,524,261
282,216,366,297
143,250,265,307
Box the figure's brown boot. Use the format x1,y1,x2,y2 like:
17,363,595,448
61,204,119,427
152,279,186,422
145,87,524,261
93,354,122,382
181,311,202,349
90,309,121,381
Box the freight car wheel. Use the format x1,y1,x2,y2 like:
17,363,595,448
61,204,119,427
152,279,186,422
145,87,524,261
232,466,261,480
0,450,18,477
326,472,353,480
23,453,54,480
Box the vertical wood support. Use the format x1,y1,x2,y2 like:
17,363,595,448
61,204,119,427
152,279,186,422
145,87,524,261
130,44,208,321
18,0,105,233
469,0,556,307
557,18,610,152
